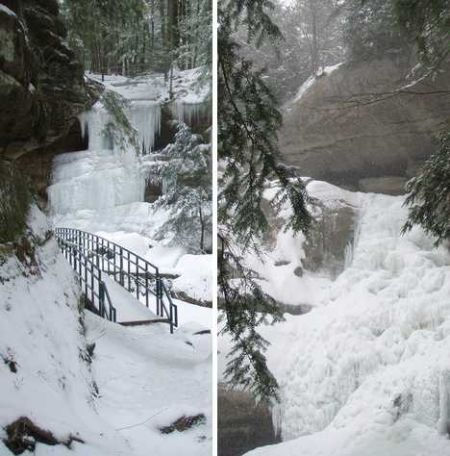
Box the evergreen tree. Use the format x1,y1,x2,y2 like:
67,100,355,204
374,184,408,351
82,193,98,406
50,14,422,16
62,0,211,78
177,0,212,72
343,0,410,61
158,122,212,253
394,0,450,71
402,128,450,245
396,0,450,244
219,0,311,401
235,0,346,103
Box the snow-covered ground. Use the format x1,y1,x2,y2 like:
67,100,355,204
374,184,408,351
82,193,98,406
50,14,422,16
0,206,211,455
0,69,211,455
220,180,450,456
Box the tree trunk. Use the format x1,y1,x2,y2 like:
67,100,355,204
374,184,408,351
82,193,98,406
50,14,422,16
199,203,204,252
309,0,319,74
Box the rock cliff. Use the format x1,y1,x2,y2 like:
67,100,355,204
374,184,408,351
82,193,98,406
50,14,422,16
0,0,92,159
279,55,450,194
0,0,95,240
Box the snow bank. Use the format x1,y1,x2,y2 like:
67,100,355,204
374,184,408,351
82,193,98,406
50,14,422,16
0,207,129,455
173,254,213,304
84,314,212,456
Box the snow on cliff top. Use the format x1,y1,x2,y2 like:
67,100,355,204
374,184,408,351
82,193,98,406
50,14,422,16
289,62,344,106
87,67,210,105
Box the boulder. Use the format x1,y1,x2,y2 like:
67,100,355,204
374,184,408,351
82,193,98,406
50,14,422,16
279,55,450,193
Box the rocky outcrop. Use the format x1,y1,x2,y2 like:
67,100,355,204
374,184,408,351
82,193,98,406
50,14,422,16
303,197,357,278
218,385,280,456
280,55,450,194
0,0,100,219
0,0,93,160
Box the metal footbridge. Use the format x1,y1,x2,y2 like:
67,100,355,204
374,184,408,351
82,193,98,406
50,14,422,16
55,228,178,333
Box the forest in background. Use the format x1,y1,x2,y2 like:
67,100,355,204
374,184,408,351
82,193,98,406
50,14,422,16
240,0,448,103
61,0,211,80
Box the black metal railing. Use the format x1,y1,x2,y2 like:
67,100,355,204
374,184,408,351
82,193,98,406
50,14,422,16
57,236,117,322
55,228,178,333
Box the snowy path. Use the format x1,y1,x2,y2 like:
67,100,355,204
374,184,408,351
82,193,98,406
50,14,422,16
85,314,212,456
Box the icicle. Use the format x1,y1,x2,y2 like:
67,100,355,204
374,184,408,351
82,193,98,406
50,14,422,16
272,403,283,441
78,111,89,142
438,371,450,435
344,241,354,269
126,101,161,153
170,100,210,127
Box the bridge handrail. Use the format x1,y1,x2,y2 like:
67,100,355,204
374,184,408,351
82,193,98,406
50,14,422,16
55,227,177,333
57,236,117,322
55,227,160,273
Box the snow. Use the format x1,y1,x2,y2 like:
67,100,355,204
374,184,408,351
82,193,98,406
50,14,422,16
293,75,315,103
0,206,211,455
88,68,209,105
0,4,17,17
102,275,158,323
220,180,450,456
290,62,344,104
172,255,213,304
84,314,212,456
318,62,344,76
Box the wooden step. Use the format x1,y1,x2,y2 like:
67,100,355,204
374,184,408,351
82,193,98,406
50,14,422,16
119,318,170,327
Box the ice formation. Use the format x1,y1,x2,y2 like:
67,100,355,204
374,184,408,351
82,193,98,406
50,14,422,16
126,100,161,152
48,100,145,218
170,100,210,126
230,184,450,456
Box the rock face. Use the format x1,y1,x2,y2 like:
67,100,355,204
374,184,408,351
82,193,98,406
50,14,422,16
218,385,280,456
0,0,91,159
303,198,357,278
279,55,450,194
0,0,94,239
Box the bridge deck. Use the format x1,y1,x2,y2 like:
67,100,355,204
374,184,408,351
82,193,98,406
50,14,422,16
102,275,162,324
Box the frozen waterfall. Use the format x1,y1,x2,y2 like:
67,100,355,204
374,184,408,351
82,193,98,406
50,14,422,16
48,98,160,230
271,192,450,444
